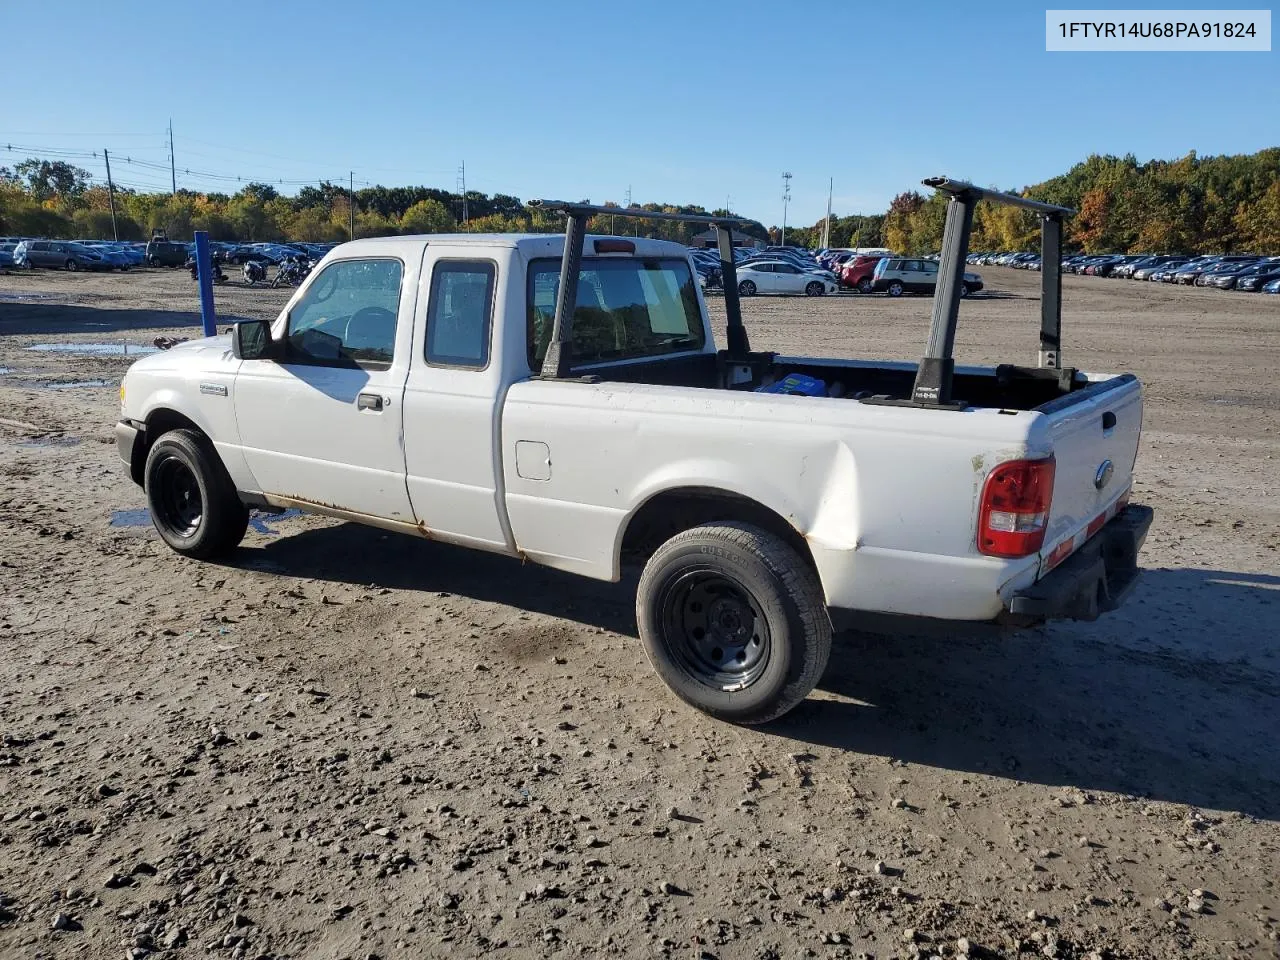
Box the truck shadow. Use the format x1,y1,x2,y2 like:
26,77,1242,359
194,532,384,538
776,568,1280,821
0,302,253,336
247,524,1280,819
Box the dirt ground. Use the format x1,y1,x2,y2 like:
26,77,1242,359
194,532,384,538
1,263,1278,960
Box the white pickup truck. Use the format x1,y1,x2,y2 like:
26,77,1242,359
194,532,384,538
116,180,1153,724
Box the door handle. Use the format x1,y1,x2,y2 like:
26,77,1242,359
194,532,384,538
357,393,384,412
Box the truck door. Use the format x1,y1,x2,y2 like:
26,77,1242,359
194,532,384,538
401,253,511,551
232,256,416,524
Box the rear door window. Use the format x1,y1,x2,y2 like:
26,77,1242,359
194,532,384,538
425,260,496,368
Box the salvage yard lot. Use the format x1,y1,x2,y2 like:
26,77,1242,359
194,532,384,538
1,265,1278,959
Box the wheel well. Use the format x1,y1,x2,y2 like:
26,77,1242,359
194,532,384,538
133,409,202,484
620,487,817,573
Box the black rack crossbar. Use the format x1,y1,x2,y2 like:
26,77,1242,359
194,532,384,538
911,177,1076,407
527,200,758,377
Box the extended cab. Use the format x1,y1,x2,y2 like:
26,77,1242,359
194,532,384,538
116,180,1153,725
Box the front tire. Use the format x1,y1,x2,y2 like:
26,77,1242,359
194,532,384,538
65,259,78,272
959,282,971,298
144,429,248,560
887,280,904,297
738,280,756,296
636,522,832,725
805,281,824,296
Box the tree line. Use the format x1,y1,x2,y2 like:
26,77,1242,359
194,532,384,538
0,160,768,246
781,148,1279,256
3,148,1277,255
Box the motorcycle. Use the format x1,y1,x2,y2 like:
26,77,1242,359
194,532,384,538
186,252,227,283
271,255,311,288
242,260,268,285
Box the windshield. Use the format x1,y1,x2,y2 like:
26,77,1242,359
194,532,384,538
527,257,705,370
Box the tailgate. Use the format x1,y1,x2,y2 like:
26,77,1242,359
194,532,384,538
1035,374,1143,575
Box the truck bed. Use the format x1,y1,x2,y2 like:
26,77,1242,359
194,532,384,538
586,351,1105,413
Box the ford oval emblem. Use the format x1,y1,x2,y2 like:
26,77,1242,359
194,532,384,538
1094,459,1114,490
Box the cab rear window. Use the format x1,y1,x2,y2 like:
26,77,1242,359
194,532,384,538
527,257,704,370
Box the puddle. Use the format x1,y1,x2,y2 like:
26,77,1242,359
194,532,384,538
109,508,152,528
39,379,115,390
18,435,81,448
0,291,58,303
27,343,158,356
111,507,304,533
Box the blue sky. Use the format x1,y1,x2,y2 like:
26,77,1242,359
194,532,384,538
2,0,1275,227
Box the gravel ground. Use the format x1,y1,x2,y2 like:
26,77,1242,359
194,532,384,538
1,263,1278,960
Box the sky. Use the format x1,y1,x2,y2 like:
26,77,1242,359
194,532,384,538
1,0,1275,228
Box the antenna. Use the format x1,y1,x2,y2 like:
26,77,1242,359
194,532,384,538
167,119,176,195
781,172,792,246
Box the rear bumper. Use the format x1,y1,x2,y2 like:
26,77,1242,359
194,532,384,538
1008,504,1153,621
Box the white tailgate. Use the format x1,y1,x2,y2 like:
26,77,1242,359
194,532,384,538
1035,375,1143,573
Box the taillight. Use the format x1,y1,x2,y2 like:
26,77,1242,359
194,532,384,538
977,458,1056,558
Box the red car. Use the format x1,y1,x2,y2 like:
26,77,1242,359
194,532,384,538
839,254,889,293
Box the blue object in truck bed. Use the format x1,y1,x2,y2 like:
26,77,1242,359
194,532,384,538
755,373,826,397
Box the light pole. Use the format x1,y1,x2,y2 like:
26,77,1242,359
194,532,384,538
781,172,792,246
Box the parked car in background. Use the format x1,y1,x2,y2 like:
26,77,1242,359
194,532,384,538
1194,257,1264,286
1134,259,1189,280
839,254,890,293
0,242,16,268
81,243,132,271
872,257,983,297
736,260,838,296
16,239,108,271
1235,265,1280,291
146,236,190,267
1262,278,1280,294
1208,259,1279,290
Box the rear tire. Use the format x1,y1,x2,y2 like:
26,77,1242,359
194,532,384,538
144,429,248,560
887,280,904,297
959,282,971,298
65,259,78,272
738,280,756,296
857,277,874,294
636,522,832,725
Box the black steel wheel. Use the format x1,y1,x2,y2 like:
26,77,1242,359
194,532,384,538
144,428,248,560
660,571,772,691
637,522,831,725
151,453,203,539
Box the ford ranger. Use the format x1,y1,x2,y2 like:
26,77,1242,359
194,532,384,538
115,177,1153,724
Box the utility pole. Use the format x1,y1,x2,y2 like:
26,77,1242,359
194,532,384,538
822,177,833,249
459,161,468,224
625,185,632,235
168,119,176,195
103,148,119,241
781,172,792,246
348,171,355,240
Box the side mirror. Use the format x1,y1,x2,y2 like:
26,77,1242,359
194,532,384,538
233,319,274,360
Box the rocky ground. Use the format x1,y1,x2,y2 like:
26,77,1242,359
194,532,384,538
1,264,1278,960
